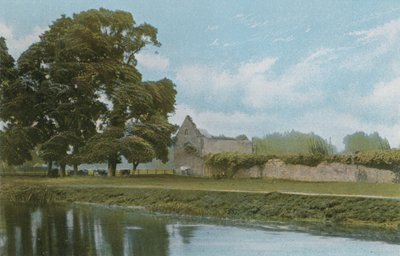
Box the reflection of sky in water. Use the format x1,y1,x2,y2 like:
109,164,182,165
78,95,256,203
0,203,399,256
30,208,41,255
167,224,399,256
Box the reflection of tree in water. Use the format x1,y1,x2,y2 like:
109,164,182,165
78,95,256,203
178,225,199,244
1,203,400,255
0,203,172,256
123,215,170,256
96,209,125,255
2,202,33,255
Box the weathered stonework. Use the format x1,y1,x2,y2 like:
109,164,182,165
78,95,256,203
261,159,397,183
174,116,253,176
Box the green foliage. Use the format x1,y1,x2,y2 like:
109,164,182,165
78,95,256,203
329,150,400,172
0,126,41,165
3,183,400,228
38,132,80,164
343,131,390,153
205,152,273,178
282,154,325,167
253,130,335,156
129,114,178,163
0,37,17,83
80,127,124,164
205,152,326,178
236,134,249,140
308,137,335,157
120,136,155,170
0,9,177,176
205,149,400,179
183,142,199,156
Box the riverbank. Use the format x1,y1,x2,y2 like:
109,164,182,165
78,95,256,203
1,177,399,229
1,175,400,197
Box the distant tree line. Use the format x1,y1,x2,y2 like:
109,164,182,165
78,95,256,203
0,9,177,176
343,131,390,153
253,130,390,156
253,130,337,156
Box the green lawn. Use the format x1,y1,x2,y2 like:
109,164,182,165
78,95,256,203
1,175,399,198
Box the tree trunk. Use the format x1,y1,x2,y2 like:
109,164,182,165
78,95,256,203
108,159,117,176
47,161,53,177
133,162,139,171
73,146,79,176
59,163,66,177
73,164,78,176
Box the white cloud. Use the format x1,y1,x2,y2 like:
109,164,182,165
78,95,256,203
350,19,400,46
0,23,13,38
175,64,238,104
273,35,294,43
360,77,400,121
233,13,268,29
241,48,332,109
0,22,44,58
209,39,219,46
176,49,333,110
207,25,219,31
237,58,276,77
343,18,400,71
136,52,170,71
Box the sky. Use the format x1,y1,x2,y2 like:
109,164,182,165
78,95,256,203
1,0,400,150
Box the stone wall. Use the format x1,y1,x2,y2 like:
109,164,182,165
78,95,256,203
226,159,397,183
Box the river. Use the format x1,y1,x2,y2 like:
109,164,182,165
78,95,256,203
0,202,399,255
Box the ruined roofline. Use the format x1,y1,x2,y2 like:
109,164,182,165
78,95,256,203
181,115,250,141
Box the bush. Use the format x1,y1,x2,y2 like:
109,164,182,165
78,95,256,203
204,153,273,178
282,154,325,167
328,150,400,172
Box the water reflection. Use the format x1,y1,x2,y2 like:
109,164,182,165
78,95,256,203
0,203,171,256
0,202,399,256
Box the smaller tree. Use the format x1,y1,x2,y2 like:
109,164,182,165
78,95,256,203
343,131,390,154
130,115,177,164
79,127,124,176
0,126,40,166
121,136,155,170
308,137,335,157
38,132,80,176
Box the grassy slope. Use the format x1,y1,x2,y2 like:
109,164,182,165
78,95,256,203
1,176,399,197
1,176,400,228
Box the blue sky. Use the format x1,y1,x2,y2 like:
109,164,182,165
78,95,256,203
1,0,400,149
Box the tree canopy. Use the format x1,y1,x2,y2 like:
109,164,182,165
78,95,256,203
0,9,177,176
253,130,336,156
343,131,390,154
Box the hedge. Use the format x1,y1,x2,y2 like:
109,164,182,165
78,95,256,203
205,150,400,178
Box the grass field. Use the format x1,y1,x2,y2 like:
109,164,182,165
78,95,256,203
1,175,399,198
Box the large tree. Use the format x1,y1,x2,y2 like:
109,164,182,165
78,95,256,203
0,37,44,166
0,9,177,176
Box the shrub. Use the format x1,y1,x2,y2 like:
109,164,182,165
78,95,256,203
328,150,400,172
204,152,273,178
282,154,325,167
